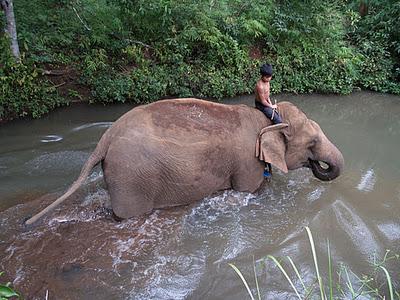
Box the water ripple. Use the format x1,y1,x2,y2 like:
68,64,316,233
332,200,382,258
130,251,206,300
40,135,63,143
357,168,376,192
71,122,113,132
377,223,400,242
183,190,255,231
307,186,325,204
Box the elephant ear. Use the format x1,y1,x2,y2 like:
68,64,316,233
255,123,289,173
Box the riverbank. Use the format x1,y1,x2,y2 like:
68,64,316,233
1,0,399,122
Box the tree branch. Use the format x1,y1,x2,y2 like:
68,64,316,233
72,5,91,31
42,69,68,76
125,39,153,49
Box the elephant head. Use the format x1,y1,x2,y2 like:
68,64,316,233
256,102,344,181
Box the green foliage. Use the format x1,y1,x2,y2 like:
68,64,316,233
90,73,133,103
0,37,64,120
262,1,363,94
0,272,19,299
346,0,400,93
1,0,399,120
14,0,126,63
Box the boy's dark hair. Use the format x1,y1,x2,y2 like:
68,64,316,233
260,63,273,77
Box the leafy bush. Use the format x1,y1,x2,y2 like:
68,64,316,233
346,0,400,93
0,37,64,120
0,272,19,299
2,0,399,120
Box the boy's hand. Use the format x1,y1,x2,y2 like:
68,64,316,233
272,104,277,109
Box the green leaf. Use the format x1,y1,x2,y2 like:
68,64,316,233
305,226,325,300
0,286,18,298
267,255,302,300
379,266,394,300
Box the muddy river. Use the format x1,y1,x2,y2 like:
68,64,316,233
0,91,399,299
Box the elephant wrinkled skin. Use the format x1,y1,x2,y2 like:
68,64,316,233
26,98,344,224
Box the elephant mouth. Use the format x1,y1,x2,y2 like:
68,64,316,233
308,158,340,181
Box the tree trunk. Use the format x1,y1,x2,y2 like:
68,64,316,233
1,0,20,62
359,1,368,17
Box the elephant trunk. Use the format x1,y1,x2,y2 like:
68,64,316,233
310,138,344,181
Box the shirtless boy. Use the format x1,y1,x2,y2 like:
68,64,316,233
255,63,282,124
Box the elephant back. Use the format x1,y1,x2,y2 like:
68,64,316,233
143,98,243,139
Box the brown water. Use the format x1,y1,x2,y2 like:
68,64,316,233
0,92,399,299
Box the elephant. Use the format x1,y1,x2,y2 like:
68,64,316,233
25,98,344,225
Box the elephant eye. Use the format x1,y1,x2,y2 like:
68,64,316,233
308,137,318,149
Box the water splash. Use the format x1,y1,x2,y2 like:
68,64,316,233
183,190,256,231
130,252,206,300
307,186,325,203
332,199,382,258
87,170,103,183
377,223,400,242
357,168,376,192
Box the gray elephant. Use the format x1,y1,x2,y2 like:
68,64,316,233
26,98,344,224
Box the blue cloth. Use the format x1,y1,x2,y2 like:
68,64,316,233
263,170,271,177
255,101,282,124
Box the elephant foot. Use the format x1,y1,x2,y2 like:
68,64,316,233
112,212,124,222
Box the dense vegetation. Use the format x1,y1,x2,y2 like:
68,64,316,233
0,0,399,120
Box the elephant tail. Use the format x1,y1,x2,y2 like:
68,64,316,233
25,136,109,225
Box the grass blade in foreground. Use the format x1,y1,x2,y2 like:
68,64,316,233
252,256,261,300
327,240,333,300
344,266,356,297
380,266,394,300
230,228,399,299
228,263,255,300
286,256,308,293
267,255,302,300
305,226,325,300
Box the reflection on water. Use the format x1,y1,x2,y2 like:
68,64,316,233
0,92,399,299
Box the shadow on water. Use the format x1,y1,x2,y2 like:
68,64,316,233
0,92,399,299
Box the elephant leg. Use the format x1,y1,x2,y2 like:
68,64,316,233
102,149,156,219
231,162,265,193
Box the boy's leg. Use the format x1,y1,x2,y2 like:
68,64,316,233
264,106,282,124
261,106,282,124
264,162,272,179
260,105,273,119
255,103,279,178
271,111,282,124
